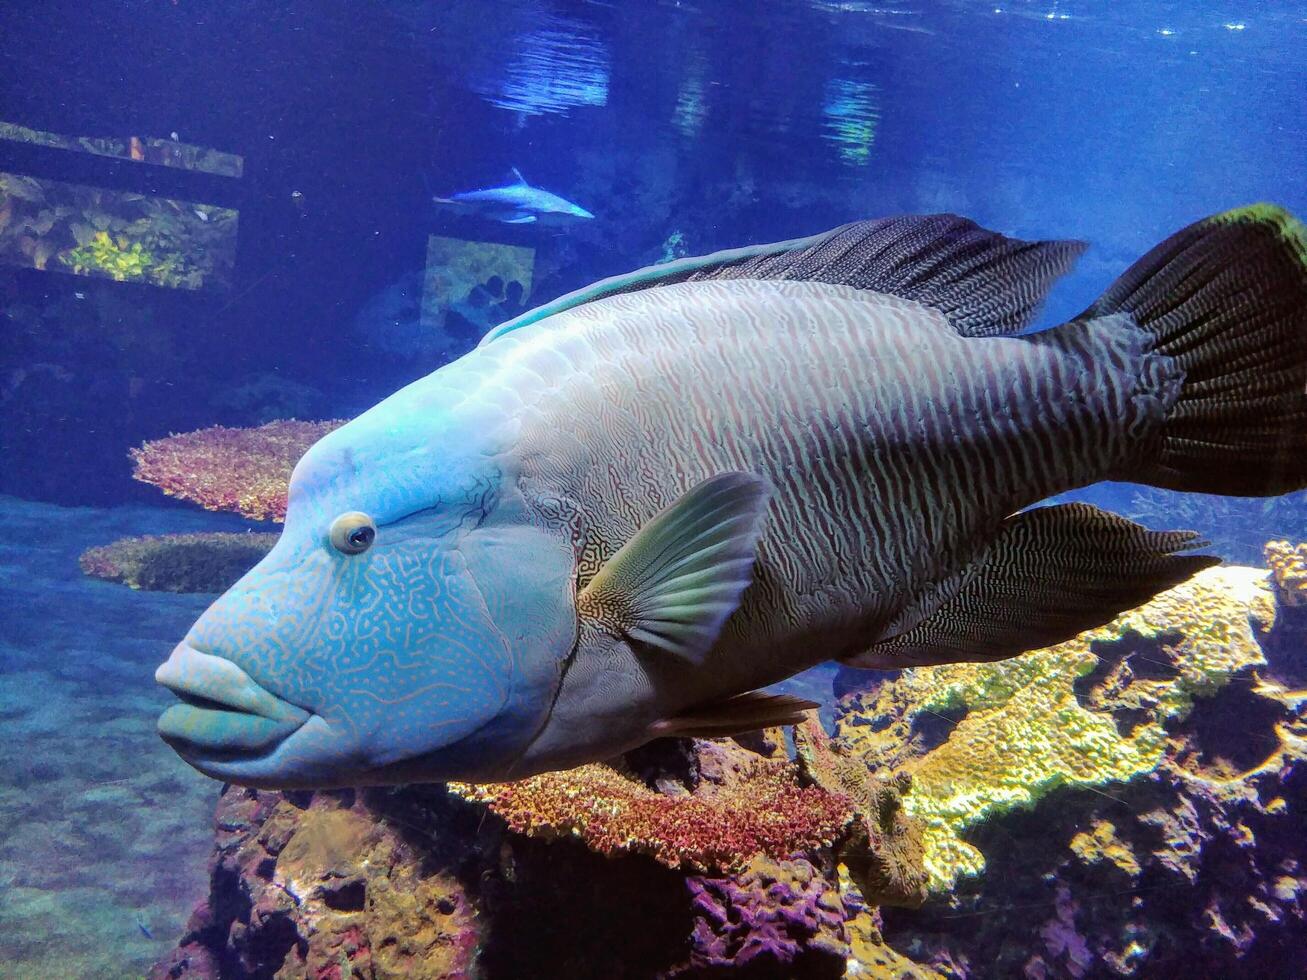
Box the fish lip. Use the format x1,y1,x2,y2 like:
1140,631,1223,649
155,642,311,758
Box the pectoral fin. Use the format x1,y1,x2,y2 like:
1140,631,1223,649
650,691,818,739
577,472,771,662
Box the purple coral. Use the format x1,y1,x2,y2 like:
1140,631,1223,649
680,857,848,975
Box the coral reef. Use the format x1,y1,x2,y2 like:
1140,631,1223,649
151,547,1306,978
151,787,482,980
448,743,853,872
1263,541,1307,688
1266,540,1307,609
833,564,1277,891
679,857,848,976
131,419,344,522
80,531,278,593
795,719,928,909
829,553,1307,977
153,771,911,978
879,682,1307,978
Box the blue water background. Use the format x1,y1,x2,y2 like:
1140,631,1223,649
2,1,1304,512
0,2,1304,976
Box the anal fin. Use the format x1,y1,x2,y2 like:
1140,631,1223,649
846,503,1218,669
650,691,818,739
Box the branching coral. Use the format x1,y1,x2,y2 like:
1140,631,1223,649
130,419,344,522
794,718,928,908
835,564,1278,891
449,755,852,872
79,531,278,593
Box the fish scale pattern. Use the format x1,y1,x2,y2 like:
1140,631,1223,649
501,278,1155,691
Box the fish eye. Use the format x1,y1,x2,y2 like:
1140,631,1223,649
329,512,377,555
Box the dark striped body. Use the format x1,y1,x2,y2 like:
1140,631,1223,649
484,279,1171,763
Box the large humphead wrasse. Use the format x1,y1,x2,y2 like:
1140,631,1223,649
157,205,1307,788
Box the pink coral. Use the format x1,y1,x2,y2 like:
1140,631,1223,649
130,419,344,522
451,756,853,872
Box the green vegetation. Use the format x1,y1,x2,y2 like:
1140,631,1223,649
60,231,156,283
0,171,237,289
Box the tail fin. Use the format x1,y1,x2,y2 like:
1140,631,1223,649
1096,204,1307,496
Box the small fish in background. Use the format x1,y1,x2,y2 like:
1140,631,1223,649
136,914,153,940
433,168,595,225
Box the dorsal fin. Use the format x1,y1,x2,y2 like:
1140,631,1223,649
479,214,1086,345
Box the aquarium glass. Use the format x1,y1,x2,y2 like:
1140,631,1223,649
1,2,1304,977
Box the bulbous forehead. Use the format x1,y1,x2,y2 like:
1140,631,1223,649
284,378,521,533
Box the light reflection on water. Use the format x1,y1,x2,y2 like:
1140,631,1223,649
822,74,881,166
475,14,611,116
415,0,1300,180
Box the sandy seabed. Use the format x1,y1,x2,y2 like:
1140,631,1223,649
0,495,255,979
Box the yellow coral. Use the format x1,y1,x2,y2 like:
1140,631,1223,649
266,798,479,979
837,564,1276,891
1266,540,1307,608
1068,818,1141,877
839,865,944,979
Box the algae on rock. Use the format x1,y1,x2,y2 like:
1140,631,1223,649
835,565,1277,891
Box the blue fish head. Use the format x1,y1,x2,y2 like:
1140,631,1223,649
155,383,578,788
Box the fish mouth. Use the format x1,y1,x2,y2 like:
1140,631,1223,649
155,643,310,760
